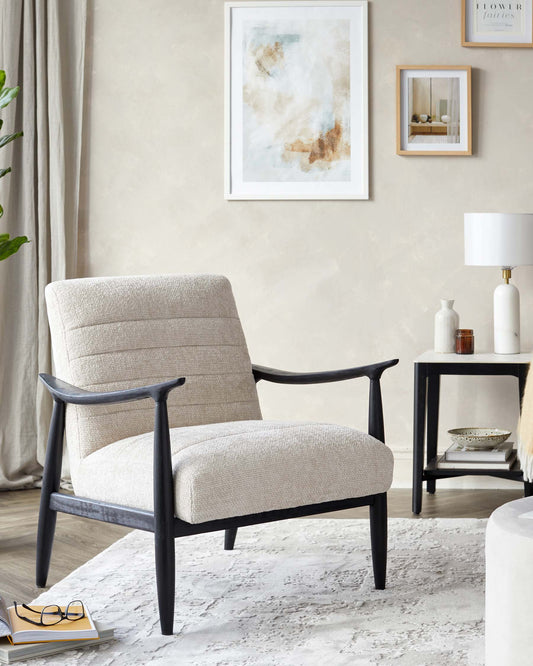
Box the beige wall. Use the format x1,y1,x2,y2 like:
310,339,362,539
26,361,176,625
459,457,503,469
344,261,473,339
81,0,533,487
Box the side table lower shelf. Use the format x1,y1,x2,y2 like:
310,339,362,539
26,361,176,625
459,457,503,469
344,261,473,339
424,457,526,482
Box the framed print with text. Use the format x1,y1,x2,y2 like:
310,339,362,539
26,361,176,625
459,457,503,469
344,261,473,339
225,1,369,200
462,0,533,47
396,66,472,157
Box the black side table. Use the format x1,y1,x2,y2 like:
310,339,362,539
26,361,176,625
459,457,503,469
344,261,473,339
413,351,533,514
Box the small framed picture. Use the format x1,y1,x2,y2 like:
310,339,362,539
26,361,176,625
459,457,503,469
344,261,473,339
462,0,533,47
396,66,472,156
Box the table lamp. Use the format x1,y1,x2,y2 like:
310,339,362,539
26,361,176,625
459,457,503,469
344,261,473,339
464,213,533,354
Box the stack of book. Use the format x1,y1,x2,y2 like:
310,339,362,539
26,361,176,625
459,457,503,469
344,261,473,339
436,440,517,470
0,598,113,663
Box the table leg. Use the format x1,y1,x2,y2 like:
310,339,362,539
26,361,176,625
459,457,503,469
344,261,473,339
519,365,528,412
413,364,427,514
426,373,440,494
520,368,530,498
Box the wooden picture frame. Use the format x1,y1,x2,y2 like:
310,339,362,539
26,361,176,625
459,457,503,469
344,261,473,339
396,66,472,157
462,0,533,47
224,1,369,200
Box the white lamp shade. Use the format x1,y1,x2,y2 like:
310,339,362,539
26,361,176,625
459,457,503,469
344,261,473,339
464,213,533,267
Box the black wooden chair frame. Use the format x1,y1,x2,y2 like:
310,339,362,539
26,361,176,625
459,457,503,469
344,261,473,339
36,358,398,635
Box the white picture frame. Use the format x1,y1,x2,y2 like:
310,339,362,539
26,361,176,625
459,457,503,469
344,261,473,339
224,1,369,200
396,66,472,157
462,0,533,47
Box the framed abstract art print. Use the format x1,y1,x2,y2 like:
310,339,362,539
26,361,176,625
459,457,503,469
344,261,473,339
224,1,369,200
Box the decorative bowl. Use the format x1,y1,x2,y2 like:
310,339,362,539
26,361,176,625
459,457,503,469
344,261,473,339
448,428,511,450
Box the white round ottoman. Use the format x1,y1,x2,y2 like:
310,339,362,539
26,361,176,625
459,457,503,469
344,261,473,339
486,496,533,666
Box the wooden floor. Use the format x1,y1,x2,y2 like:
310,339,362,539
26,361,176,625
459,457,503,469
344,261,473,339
0,487,524,603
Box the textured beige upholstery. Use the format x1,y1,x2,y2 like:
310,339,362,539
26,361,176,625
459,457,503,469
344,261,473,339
45,275,261,486
45,274,394,524
75,420,394,523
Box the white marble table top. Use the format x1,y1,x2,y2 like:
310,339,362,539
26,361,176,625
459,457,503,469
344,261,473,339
414,350,532,364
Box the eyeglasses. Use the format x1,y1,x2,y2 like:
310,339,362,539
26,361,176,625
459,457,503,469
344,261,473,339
14,600,85,627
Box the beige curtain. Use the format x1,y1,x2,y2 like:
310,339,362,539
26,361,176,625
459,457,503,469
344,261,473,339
0,0,86,488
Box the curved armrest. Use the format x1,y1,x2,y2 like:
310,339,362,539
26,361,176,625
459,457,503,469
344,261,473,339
252,358,399,443
39,373,185,404
252,358,399,385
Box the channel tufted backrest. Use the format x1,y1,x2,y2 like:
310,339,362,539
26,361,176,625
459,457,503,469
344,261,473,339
45,275,262,478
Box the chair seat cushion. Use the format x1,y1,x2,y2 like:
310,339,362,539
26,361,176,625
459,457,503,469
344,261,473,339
74,420,394,524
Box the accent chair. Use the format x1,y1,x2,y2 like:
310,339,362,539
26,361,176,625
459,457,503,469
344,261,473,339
37,274,397,634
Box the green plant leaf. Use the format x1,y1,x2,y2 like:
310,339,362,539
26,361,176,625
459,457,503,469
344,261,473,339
0,131,23,150
0,235,29,261
0,72,28,258
0,85,19,110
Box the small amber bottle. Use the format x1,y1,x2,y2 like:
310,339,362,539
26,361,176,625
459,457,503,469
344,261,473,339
456,329,474,354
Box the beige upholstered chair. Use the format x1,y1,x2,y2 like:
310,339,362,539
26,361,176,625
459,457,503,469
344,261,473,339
37,275,397,634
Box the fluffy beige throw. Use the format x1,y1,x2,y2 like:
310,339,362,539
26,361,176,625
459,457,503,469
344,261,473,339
518,365,533,482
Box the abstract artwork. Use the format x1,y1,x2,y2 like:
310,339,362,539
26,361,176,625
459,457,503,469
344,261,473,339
225,2,368,199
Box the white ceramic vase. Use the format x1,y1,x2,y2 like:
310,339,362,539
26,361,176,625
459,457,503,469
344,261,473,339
434,299,459,353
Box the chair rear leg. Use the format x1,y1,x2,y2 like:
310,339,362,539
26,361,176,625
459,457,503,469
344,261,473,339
36,400,65,587
369,492,387,590
224,527,238,550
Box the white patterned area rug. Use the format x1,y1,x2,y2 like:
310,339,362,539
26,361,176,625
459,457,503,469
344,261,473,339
30,518,485,665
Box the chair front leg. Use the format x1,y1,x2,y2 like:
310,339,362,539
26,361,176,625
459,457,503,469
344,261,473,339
368,376,385,442
153,398,175,635
36,400,65,587
369,492,387,590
